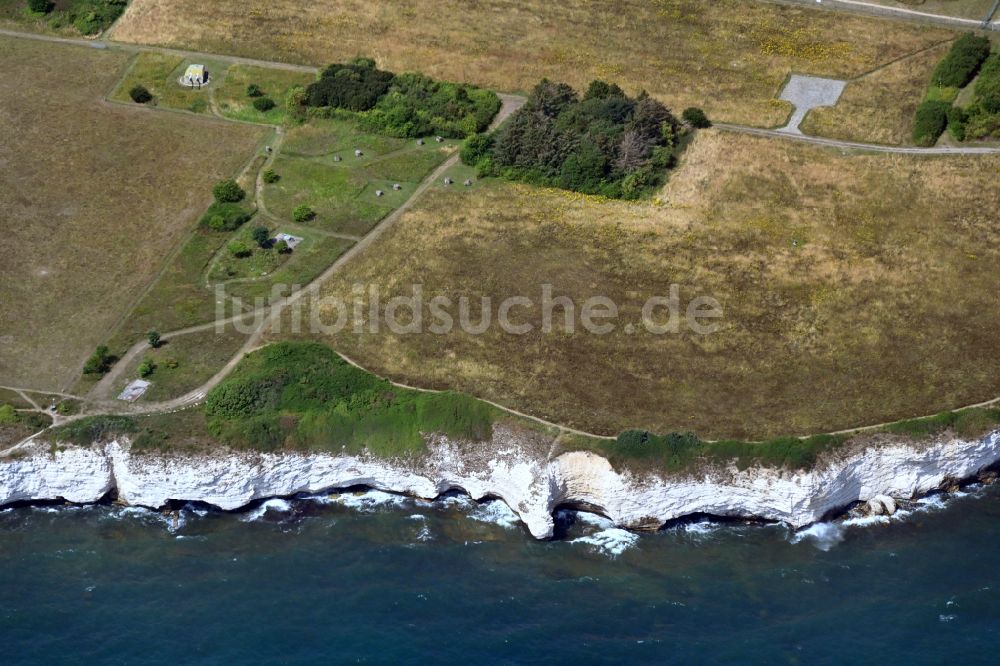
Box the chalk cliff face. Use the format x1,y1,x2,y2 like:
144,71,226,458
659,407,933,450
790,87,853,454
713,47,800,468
1,426,998,538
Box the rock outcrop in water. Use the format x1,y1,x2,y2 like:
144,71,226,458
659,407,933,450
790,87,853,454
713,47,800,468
1,426,998,538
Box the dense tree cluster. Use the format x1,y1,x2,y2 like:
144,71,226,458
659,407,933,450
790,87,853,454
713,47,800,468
362,73,501,138
964,52,1000,140
469,79,681,198
932,33,991,89
305,58,396,112
304,58,500,138
916,35,1000,143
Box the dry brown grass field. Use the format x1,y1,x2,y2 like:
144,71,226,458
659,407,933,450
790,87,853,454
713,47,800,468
0,36,266,391
800,42,950,145
274,131,1000,440
111,0,952,126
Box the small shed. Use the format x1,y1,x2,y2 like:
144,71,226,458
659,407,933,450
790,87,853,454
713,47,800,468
180,64,209,87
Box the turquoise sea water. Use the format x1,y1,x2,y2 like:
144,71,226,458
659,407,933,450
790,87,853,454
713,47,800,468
1,485,998,664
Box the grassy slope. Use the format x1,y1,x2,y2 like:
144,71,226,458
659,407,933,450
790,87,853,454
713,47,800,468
108,326,249,402
214,65,316,125
108,52,218,114
47,342,1000,475
0,35,266,391
111,0,951,127
271,130,1000,441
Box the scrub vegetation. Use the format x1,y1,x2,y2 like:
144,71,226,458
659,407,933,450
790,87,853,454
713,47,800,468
0,0,126,35
303,58,500,139
202,343,497,456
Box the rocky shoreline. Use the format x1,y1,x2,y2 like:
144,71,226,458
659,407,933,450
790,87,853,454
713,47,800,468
1,425,999,538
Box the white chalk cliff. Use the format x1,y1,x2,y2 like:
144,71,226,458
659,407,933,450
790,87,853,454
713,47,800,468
1,425,998,538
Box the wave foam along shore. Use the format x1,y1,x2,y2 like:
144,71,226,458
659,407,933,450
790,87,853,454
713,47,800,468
1,425,999,539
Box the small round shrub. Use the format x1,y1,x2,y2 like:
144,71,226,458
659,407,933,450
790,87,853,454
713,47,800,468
263,169,280,184
228,240,251,257
253,96,276,112
682,107,711,128
292,205,315,223
208,214,227,231
274,240,290,254
252,226,270,247
129,85,153,104
0,404,18,426
138,359,156,378
213,179,246,203
246,83,264,98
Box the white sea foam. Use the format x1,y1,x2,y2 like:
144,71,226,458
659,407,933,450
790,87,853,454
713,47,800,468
331,489,408,512
433,495,474,510
677,520,727,539
791,522,844,551
241,499,292,522
572,511,615,530
570,528,639,558
468,499,521,529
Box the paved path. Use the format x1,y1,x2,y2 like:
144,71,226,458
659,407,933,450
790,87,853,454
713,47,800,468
772,0,998,28
716,123,1000,154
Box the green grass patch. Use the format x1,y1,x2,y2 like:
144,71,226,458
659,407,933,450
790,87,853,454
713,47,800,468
110,52,216,114
884,407,1000,439
924,85,960,104
203,342,496,457
215,64,316,125
49,415,136,447
112,327,249,402
223,234,353,304
585,430,849,473
208,223,289,282
364,147,455,183
282,118,409,158
265,118,454,234
263,155,393,235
